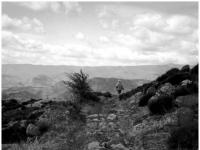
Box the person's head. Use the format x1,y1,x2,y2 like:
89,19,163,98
118,80,121,83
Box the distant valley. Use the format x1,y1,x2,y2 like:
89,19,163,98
2,64,184,101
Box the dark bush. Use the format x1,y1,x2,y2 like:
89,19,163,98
83,91,100,102
93,91,112,98
167,122,198,150
174,83,198,98
64,70,99,103
156,68,180,82
181,65,190,72
2,99,22,112
138,93,154,107
191,64,198,82
191,64,198,75
2,122,27,144
103,92,112,98
161,72,191,85
119,82,153,100
148,95,174,115
173,86,191,98
37,119,50,134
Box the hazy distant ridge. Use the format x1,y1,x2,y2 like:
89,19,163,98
2,64,183,81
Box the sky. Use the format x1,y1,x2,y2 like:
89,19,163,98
1,2,199,66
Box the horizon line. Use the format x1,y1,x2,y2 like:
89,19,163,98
2,63,193,67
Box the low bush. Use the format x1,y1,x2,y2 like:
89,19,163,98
191,64,198,75
93,91,112,98
156,68,180,82
148,95,174,115
161,72,191,85
181,65,190,72
174,83,198,98
37,119,50,134
167,122,198,150
173,86,191,98
138,93,154,107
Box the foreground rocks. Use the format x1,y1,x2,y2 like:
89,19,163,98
2,99,50,143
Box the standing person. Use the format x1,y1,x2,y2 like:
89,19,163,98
116,80,124,94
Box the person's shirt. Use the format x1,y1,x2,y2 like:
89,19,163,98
116,82,124,90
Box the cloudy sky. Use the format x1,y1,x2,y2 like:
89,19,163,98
2,2,198,66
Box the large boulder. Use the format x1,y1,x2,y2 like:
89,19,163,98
88,141,102,150
157,83,175,96
146,86,156,95
107,114,117,121
110,143,129,150
26,123,40,136
181,79,192,86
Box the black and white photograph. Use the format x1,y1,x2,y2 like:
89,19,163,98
1,1,199,150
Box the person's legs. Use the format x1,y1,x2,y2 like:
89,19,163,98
117,90,121,94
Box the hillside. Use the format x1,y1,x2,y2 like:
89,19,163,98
2,64,198,150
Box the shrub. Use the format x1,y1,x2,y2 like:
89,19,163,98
156,68,180,82
37,118,50,134
191,64,198,82
148,95,174,115
174,83,198,98
191,64,198,75
64,70,99,103
161,72,191,85
138,93,154,107
167,122,198,150
93,91,112,98
181,65,190,72
173,86,191,98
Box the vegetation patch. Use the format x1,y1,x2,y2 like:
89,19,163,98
148,95,174,115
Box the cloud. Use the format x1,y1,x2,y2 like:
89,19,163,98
164,15,197,34
2,3,198,66
132,13,197,35
19,2,82,14
2,31,93,65
99,36,110,43
75,32,85,40
2,14,44,33
2,29,198,66
97,5,121,30
62,2,82,14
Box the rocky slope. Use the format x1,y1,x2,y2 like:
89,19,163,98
2,64,198,150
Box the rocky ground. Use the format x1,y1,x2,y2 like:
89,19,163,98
2,64,198,150
2,93,193,150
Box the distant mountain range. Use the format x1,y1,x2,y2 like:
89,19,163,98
2,64,184,81
2,64,185,101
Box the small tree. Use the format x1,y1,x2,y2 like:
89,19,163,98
64,70,99,103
